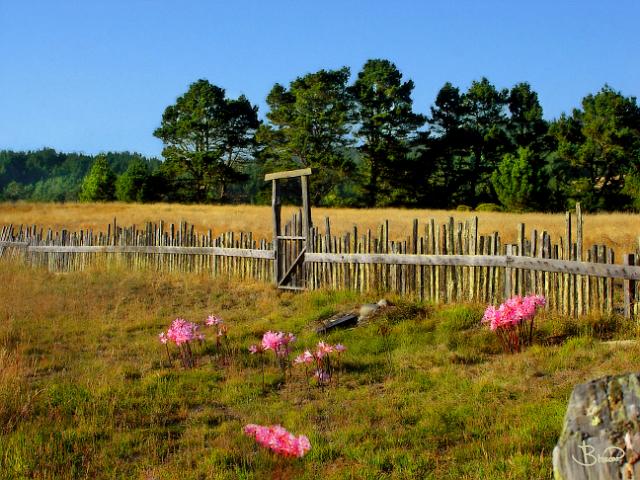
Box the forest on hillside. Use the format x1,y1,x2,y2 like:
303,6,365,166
1,59,639,212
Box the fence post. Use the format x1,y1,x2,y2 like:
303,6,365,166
576,203,584,316
517,223,525,296
563,212,572,316
504,244,513,300
469,216,478,302
624,254,635,319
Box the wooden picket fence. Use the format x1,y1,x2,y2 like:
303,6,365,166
0,220,274,282
2,204,640,319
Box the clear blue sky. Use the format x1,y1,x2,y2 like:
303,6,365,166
0,0,637,158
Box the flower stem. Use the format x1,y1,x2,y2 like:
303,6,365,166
164,344,172,366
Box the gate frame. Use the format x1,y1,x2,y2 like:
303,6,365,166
264,168,312,290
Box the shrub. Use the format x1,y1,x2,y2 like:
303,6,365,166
475,203,503,212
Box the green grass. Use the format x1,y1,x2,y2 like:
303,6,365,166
1,260,640,479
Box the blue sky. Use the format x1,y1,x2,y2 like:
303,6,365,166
0,0,637,157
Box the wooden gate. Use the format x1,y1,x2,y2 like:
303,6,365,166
265,168,312,291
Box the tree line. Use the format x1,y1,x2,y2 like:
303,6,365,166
0,149,162,203
2,58,639,211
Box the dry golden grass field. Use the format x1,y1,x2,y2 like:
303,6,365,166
1,202,639,254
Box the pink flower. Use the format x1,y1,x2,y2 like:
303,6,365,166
165,318,201,345
159,332,168,344
261,331,296,358
249,344,265,354
243,424,311,458
295,435,311,457
261,331,283,351
294,350,315,364
315,341,334,358
206,315,223,326
334,343,346,353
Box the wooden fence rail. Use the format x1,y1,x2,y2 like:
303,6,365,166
2,205,640,319
305,253,640,280
0,243,274,258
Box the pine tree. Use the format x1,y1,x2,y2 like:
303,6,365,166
79,155,116,202
491,147,540,211
351,59,425,206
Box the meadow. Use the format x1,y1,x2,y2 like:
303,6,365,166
1,202,640,254
1,259,640,479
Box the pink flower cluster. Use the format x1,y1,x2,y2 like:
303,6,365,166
294,341,346,386
261,331,296,358
160,318,204,345
206,314,227,347
158,317,206,368
482,295,546,353
243,424,311,458
294,342,346,364
482,295,546,331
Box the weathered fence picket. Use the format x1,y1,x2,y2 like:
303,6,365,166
2,204,640,318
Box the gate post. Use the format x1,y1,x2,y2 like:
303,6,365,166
271,179,281,286
301,175,312,246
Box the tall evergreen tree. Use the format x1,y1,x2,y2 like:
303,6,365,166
257,68,354,205
550,85,640,210
350,59,425,206
154,79,259,202
459,77,510,204
507,82,548,149
504,83,551,209
424,78,511,207
423,82,468,207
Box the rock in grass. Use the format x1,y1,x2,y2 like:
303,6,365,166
317,299,391,333
358,299,389,322
553,373,640,479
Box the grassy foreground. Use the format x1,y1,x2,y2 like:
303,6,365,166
1,262,640,479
